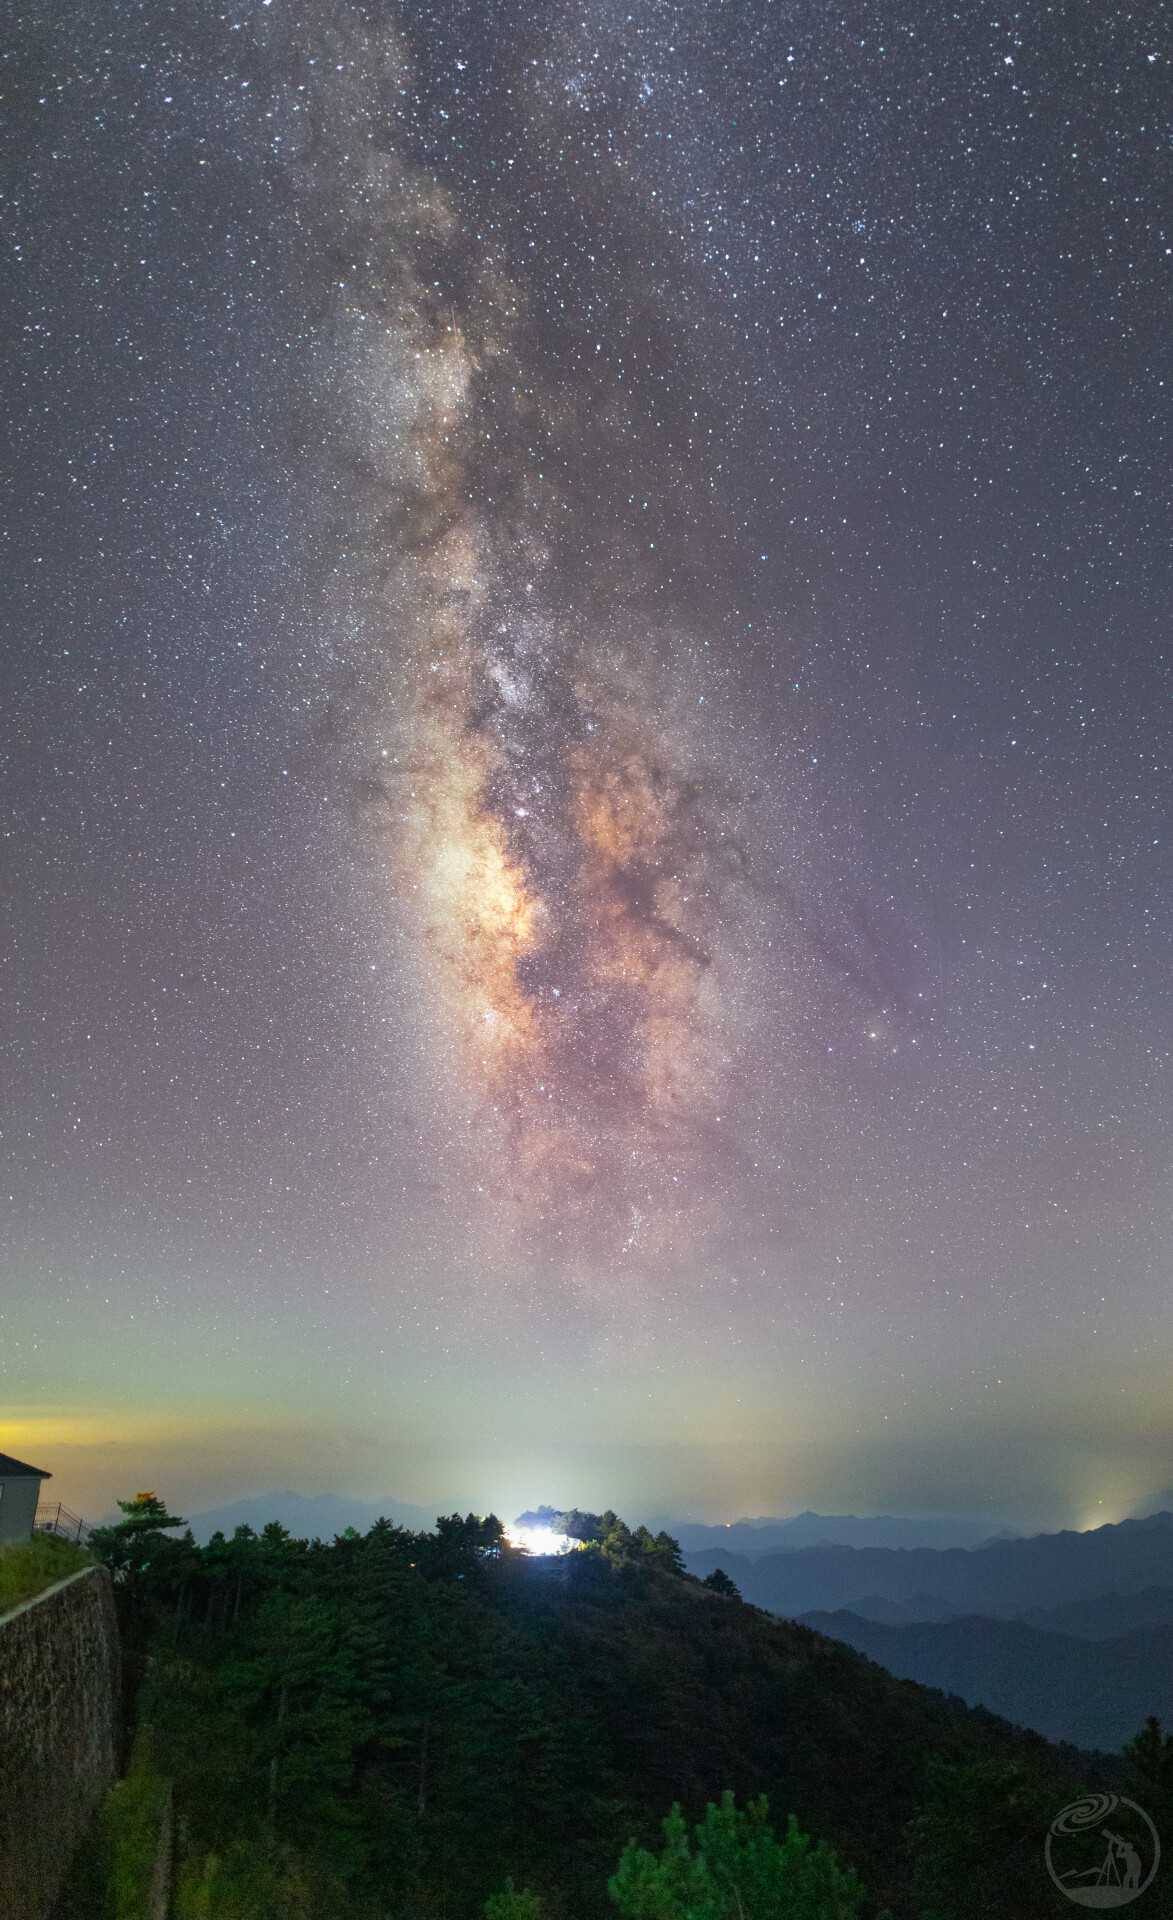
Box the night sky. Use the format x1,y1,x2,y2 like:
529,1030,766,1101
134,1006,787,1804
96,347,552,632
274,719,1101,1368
4,0,1171,1530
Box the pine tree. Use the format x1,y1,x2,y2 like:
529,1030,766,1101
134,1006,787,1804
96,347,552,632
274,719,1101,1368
609,1791,866,1920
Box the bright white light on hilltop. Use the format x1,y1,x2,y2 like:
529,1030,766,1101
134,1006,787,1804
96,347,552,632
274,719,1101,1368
505,1523,573,1555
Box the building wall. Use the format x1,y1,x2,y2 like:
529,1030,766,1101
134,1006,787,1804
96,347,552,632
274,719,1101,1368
0,1477,43,1544
0,1565,120,1920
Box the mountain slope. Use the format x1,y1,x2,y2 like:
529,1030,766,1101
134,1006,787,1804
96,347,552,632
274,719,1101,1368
798,1611,1173,1750
1020,1586,1173,1638
79,1506,1126,1920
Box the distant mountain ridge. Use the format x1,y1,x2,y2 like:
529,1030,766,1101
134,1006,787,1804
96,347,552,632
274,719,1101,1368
798,1609,1173,1751
789,1584,1173,1633
650,1510,1011,1555
684,1510,1173,1616
180,1491,440,1545
513,1506,1009,1555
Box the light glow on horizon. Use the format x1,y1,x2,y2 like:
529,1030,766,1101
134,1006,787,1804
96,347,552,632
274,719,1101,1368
505,1522,575,1556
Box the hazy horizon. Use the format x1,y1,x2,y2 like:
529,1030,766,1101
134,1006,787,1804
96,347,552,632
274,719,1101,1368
56,1462,1173,1548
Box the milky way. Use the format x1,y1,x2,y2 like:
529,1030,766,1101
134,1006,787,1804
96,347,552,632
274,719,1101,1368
266,9,809,1282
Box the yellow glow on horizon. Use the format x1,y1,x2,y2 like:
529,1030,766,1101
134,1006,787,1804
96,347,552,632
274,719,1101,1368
0,1406,340,1454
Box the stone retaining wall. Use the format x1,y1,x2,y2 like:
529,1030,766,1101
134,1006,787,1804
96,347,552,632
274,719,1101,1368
0,1565,120,1920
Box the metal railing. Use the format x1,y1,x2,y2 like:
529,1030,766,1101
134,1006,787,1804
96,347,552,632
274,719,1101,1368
33,1501,90,1545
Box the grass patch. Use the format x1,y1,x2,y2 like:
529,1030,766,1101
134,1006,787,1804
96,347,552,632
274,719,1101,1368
174,1841,326,1920
0,1532,93,1613
54,1733,173,1920
103,1765,171,1920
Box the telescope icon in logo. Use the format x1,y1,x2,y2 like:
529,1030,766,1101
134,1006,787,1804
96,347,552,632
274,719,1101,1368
1046,1793,1160,1908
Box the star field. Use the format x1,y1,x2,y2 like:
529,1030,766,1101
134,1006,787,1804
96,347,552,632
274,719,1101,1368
2,0,1171,1525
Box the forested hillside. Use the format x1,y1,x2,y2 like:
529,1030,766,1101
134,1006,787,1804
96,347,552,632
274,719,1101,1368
59,1499,1173,1919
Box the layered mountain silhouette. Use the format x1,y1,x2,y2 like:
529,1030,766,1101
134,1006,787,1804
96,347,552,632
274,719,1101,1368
179,1491,438,1545
658,1510,1009,1554
684,1511,1173,1616
796,1610,1173,1750
680,1512,1173,1750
